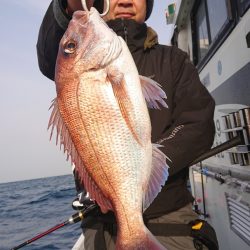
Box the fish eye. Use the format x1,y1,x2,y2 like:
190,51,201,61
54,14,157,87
64,40,77,54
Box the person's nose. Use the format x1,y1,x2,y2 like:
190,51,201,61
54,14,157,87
117,0,133,8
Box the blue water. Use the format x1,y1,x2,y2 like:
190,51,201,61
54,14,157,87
0,175,82,250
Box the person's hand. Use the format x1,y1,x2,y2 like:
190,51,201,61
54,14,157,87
67,0,95,15
72,191,96,211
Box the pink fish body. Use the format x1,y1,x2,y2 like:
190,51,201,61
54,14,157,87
49,8,169,250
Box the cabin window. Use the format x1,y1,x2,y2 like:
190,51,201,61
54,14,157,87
236,0,250,16
195,0,209,62
192,0,235,67
206,0,228,41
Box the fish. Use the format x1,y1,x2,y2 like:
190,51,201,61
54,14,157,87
48,8,169,250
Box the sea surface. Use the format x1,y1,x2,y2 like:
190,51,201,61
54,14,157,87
0,175,82,250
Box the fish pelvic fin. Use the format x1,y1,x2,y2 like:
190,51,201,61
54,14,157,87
48,98,113,213
143,144,170,211
108,67,142,146
139,75,168,109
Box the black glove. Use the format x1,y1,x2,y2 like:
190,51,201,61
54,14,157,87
72,191,96,211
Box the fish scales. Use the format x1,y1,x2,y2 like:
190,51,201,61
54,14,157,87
58,68,149,213
78,73,147,200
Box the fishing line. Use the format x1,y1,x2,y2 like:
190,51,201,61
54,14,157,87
81,0,110,16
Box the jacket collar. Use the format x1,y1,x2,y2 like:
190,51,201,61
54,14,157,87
106,19,158,53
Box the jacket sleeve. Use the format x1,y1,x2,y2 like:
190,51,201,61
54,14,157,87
161,46,215,177
36,0,71,80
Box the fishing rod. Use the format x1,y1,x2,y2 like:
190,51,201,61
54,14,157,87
11,135,245,249
11,204,97,250
189,134,244,166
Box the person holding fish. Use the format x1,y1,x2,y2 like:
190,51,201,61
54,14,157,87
37,0,218,249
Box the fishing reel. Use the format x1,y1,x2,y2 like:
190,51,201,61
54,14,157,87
72,191,96,211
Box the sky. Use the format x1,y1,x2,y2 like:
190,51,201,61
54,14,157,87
0,0,174,183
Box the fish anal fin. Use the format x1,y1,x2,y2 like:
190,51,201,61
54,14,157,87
48,98,113,213
139,75,168,109
107,66,142,145
77,164,113,213
143,144,170,211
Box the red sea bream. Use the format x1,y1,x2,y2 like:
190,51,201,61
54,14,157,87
49,8,169,250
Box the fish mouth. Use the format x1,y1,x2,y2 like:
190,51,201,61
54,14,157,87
72,8,103,25
72,10,90,25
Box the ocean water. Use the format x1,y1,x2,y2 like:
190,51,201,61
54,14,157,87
0,175,82,250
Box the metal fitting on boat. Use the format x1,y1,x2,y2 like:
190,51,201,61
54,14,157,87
222,107,250,166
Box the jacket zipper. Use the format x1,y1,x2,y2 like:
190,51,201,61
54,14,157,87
122,19,128,44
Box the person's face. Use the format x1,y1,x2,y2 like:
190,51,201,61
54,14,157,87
103,0,147,24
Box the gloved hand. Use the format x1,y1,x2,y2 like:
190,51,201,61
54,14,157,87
72,191,96,211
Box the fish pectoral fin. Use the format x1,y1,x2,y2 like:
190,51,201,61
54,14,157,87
107,66,142,145
139,75,168,109
143,144,170,211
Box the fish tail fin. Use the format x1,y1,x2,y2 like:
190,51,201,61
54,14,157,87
116,226,167,250
145,228,168,250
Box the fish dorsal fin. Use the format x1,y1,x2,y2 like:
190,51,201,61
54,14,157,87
143,144,170,211
48,98,113,212
139,75,168,109
107,67,142,145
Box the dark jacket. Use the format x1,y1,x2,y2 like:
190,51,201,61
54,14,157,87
36,0,215,219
